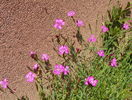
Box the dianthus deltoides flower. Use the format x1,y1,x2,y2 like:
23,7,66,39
110,58,117,67
33,64,39,70
63,66,70,75
53,65,70,75
59,45,69,55
54,19,65,29
122,23,130,30
30,51,37,60
76,20,84,27
41,54,50,61
25,72,37,82
0,78,8,88
85,76,98,87
87,34,96,42
97,50,105,57
101,25,109,32
53,64,64,75
67,11,76,16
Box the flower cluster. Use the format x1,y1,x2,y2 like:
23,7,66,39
53,64,70,75
52,11,122,88
23,11,127,88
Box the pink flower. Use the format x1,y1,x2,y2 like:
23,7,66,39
84,76,94,85
101,25,109,32
123,24,130,30
30,51,37,59
53,65,70,75
67,11,76,16
97,50,105,57
59,45,69,55
76,20,84,27
53,65,64,75
110,58,117,67
33,64,39,70
0,79,8,88
63,66,70,75
41,54,49,61
84,76,98,87
54,19,65,29
87,34,96,42
25,72,37,82
87,76,94,84
90,80,98,87
84,79,89,85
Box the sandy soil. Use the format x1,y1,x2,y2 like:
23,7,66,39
0,0,131,100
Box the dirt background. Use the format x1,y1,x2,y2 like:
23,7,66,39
0,0,131,100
